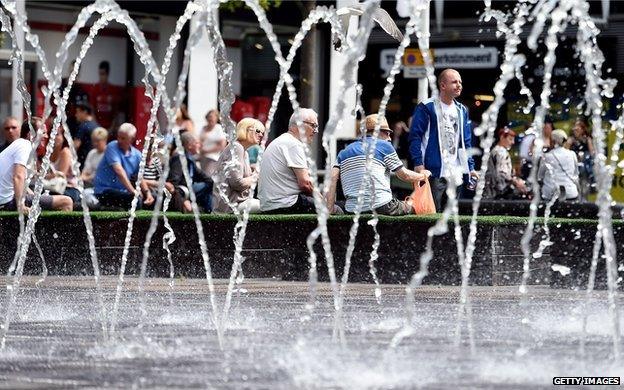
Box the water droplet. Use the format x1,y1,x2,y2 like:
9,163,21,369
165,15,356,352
551,264,571,276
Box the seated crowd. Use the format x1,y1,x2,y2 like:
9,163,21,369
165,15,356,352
0,106,587,215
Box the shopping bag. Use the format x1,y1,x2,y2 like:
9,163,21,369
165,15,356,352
408,179,436,215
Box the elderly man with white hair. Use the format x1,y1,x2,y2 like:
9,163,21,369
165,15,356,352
538,129,580,201
258,108,334,213
94,123,154,209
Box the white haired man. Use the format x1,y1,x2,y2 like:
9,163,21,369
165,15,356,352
258,108,337,213
94,123,154,209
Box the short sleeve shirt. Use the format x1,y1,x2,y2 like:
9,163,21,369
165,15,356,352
0,138,31,204
258,132,308,211
93,141,142,195
335,137,403,212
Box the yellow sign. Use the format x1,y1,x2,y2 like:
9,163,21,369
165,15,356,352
402,48,433,67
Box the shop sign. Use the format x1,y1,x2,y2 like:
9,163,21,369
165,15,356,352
396,47,499,79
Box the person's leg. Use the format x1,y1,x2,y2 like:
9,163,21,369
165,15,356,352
30,193,72,212
291,194,317,213
0,199,17,211
375,198,413,216
262,194,315,214
192,182,213,212
83,188,100,208
429,177,448,212
64,187,82,209
236,198,261,214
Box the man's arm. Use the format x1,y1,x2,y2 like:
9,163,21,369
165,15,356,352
140,180,154,205
395,167,430,183
13,164,28,213
325,167,340,214
111,163,135,193
408,104,428,170
292,167,313,195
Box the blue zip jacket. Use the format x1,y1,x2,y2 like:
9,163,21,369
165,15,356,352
408,97,475,178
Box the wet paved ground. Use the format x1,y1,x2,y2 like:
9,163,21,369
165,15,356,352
0,276,622,389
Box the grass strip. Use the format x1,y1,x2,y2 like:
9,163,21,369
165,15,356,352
0,211,620,226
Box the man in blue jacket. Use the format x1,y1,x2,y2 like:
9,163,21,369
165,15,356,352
408,68,479,211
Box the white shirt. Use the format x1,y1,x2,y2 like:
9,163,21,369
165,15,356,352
0,138,31,204
83,148,105,186
519,132,535,160
201,124,226,161
440,101,461,177
258,132,308,211
539,146,579,200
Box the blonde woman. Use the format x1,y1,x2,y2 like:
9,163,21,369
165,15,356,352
81,127,108,186
212,118,264,213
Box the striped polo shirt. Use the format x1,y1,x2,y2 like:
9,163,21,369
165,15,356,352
334,137,403,212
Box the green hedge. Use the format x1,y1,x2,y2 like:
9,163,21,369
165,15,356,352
0,211,620,226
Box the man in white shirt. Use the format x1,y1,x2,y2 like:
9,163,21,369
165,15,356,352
258,108,322,213
0,118,72,213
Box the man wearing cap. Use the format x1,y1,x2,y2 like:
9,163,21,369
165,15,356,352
326,113,431,216
408,68,478,211
484,127,529,199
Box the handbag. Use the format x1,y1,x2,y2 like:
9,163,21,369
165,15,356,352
42,174,67,194
550,152,580,192
408,179,436,215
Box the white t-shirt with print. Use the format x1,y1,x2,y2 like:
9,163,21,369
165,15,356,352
258,132,308,211
440,101,462,177
0,138,31,204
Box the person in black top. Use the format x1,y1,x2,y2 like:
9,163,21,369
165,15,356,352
167,132,214,213
73,102,100,167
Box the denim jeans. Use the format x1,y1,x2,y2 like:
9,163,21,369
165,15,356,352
192,182,213,212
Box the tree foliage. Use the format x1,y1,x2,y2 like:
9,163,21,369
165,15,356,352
220,0,282,13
